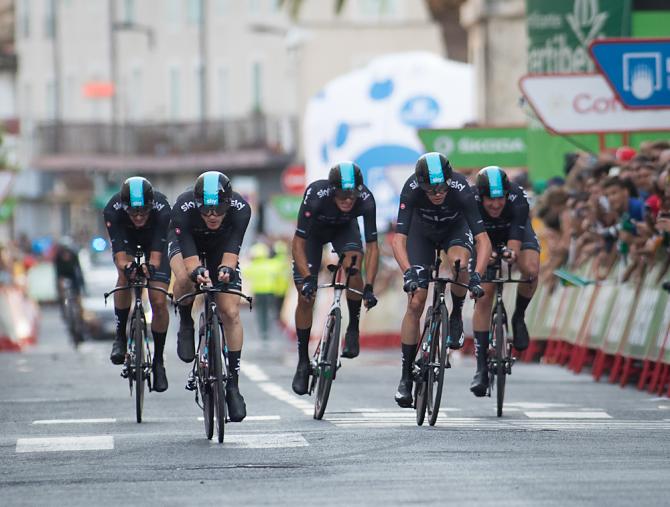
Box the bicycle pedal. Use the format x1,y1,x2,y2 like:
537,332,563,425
120,367,129,379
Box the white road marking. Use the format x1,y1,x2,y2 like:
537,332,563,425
524,411,612,419
212,433,308,448
242,363,270,382
506,402,572,409
197,415,280,422
16,436,114,453
33,418,117,425
244,362,313,415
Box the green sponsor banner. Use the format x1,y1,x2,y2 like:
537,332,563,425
526,0,632,182
417,127,527,169
585,284,619,350
0,197,16,222
271,194,302,221
526,0,631,74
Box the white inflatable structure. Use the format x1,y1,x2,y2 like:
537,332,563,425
304,51,475,230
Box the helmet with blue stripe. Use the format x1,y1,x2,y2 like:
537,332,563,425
415,152,453,192
476,166,510,199
120,176,154,215
328,161,363,196
194,171,232,215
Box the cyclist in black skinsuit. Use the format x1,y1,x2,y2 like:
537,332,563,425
104,176,172,392
469,166,540,396
168,171,250,422
53,238,85,324
391,152,491,408
291,162,379,396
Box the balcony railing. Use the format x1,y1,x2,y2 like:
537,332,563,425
35,114,297,156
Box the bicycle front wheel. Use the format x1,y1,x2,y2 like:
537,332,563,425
132,312,144,424
211,313,226,443
427,304,448,426
414,308,433,426
495,309,506,417
314,308,341,420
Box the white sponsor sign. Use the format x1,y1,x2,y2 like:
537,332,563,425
519,73,670,133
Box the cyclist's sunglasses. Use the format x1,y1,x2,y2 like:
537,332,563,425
420,182,449,195
123,203,152,216
333,188,359,200
196,199,230,216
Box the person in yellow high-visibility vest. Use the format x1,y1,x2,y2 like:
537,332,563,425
245,242,276,340
270,240,290,320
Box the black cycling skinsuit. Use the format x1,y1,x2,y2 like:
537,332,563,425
396,172,485,288
103,191,172,284
293,180,377,283
54,247,85,294
472,184,540,252
168,190,250,290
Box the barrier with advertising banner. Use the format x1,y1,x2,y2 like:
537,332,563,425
0,286,39,351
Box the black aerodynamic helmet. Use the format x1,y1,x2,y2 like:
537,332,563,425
476,166,511,198
415,152,453,191
120,176,154,214
194,171,233,215
328,161,364,195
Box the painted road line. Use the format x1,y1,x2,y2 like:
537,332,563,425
16,436,114,453
242,363,270,382
33,418,117,425
524,411,612,419
506,402,572,409
211,433,309,448
197,415,281,422
244,361,313,415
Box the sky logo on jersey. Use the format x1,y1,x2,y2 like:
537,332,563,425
128,177,145,207
425,153,445,184
484,166,504,198
339,162,356,190
203,171,220,205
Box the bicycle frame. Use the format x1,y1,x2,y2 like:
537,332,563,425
104,245,172,382
313,254,363,375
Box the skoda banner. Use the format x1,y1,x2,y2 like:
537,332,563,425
418,127,527,169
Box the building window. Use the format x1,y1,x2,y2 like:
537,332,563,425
169,67,181,119
218,66,229,116
131,67,142,120
168,0,181,30
188,0,201,24
44,0,55,39
46,80,56,120
21,0,31,38
216,0,229,16
356,0,398,19
124,0,135,23
251,61,262,112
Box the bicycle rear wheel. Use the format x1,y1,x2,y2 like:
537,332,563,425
414,309,433,426
211,313,226,443
132,311,144,423
427,305,448,426
314,308,341,420
494,309,506,417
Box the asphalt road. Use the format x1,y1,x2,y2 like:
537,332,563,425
1,307,669,506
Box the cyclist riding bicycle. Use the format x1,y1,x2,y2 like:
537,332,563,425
291,162,379,396
469,166,540,396
391,152,491,408
169,171,250,422
104,176,172,392
54,237,85,317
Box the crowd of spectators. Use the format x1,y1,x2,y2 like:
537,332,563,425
533,139,670,290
